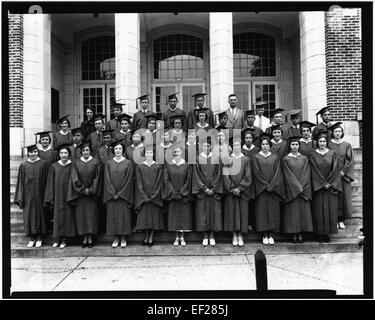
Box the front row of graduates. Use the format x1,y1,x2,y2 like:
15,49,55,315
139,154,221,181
15,128,345,248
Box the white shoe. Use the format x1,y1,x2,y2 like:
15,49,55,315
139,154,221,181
120,239,127,247
27,240,36,248
173,238,179,246
339,221,346,229
268,237,275,245
52,242,59,248
238,237,244,247
180,238,186,246
262,237,269,245
232,237,238,246
60,240,67,249
202,238,208,246
112,239,119,248
209,238,216,246
35,240,42,248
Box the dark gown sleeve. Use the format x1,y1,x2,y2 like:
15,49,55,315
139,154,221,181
191,163,207,197
67,162,85,205
149,165,163,207
238,157,252,201
88,160,103,200
135,165,149,212
251,156,272,197
180,165,193,203
102,161,116,203
43,164,56,207
308,153,329,192
14,163,25,208
162,165,177,200
282,157,312,203
327,151,343,192
343,143,354,182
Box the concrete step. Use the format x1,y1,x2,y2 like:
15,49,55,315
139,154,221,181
10,238,362,258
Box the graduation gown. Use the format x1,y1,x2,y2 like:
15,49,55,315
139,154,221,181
53,131,73,161
282,154,313,233
106,117,121,131
184,142,199,164
223,155,252,233
162,162,193,231
312,122,333,140
14,159,49,235
38,146,54,168
242,126,263,147
97,145,113,166
241,145,260,159
103,158,134,235
329,140,354,219
44,161,76,239
309,149,342,235
69,144,83,163
191,154,223,232
132,109,155,131
299,139,315,158
187,108,215,129
265,124,287,138
252,152,285,233
135,162,164,230
67,157,102,235
163,108,188,131
126,144,145,164
113,130,133,147
270,139,288,158
285,125,303,139
80,119,95,139
87,131,104,157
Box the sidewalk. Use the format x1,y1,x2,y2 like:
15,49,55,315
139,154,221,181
10,252,363,295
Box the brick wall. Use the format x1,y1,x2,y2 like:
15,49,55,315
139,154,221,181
325,8,362,121
9,14,23,127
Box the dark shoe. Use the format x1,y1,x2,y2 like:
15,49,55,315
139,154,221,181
318,235,324,243
292,235,298,243
147,241,154,247
87,241,94,248
298,234,303,244
81,243,87,248
324,235,330,243
142,241,148,246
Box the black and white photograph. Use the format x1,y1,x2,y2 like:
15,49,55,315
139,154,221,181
2,0,372,301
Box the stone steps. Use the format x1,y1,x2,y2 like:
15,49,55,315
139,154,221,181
11,238,362,258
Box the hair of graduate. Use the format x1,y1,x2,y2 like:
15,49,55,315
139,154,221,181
59,118,71,128
80,142,92,153
172,117,183,126
259,136,272,148
27,147,39,156
196,111,208,121
287,139,301,153
111,142,125,154
228,93,237,99
332,125,345,139
300,125,312,134
316,134,330,147
121,118,131,125
38,135,52,144
58,146,72,157
85,106,94,113
244,131,255,139
172,145,183,157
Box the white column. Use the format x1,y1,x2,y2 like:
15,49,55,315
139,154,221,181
299,12,327,123
209,12,234,115
22,14,51,147
115,13,140,115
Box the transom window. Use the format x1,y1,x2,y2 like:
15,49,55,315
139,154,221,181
233,32,276,77
81,36,115,80
153,34,204,80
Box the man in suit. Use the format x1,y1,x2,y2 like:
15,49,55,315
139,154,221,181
225,94,245,130
187,93,215,129
132,94,156,131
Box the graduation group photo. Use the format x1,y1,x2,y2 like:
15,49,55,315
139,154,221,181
5,3,368,296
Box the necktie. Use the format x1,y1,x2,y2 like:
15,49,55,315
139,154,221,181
259,116,262,129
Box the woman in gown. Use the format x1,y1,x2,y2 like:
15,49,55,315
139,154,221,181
192,139,223,246
135,148,164,246
44,143,76,248
328,122,354,229
298,121,316,157
112,113,133,148
252,134,285,245
223,140,252,246
270,125,288,158
309,131,342,242
281,137,313,243
163,146,193,246
241,129,260,159
103,140,134,248
14,144,49,248
53,115,73,161
67,142,102,248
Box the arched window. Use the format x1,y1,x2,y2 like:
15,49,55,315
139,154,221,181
81,36,115,80
233,32,276,78
153,34,204,79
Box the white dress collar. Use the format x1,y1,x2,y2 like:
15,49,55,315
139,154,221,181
172,158,186,166
287,152,301,158
160,142,172,148
145,129,156,134
59,130,70,135
299,138,312,144
38,145,52,152
197,123,209,128
331,138,343,144
27,157,41,163
259,151,272,158
80,156,93,163
113,156,126,163
120,129,131,134
242,144,255,151
143,160,156,167
58,159,72,166
315,148,329,155
131,143,144,149
271,139,283,144
186,141,197,146
231,153,244,159
200,152,213,158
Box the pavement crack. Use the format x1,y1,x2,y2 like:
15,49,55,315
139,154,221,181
51,257,88,291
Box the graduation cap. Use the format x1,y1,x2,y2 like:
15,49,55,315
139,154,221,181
217,111,228,119
112,99,125,110
254,101,268,109
242,128,255,137
54,143,72,156
328,121,343,132
299,121,316,129
270,124,283,133
192,93,207,99
56,114,70,125
137,94,150,101
289,109,301,119
35,130,52,139
170,114,184,125
312,129,328,141
245,110,256,117
144,113,158,123
167,92,179,101
271,108,285,117
259,132,272,142
119,113,133,122
102,129,114,137
23,144,38,153
287,136,302,143
316,107,330,116
93,114,106,122
194,107,209,115
71,127,83,135
110,139,126,149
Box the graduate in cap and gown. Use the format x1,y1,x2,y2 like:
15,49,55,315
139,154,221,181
265,108,286,137
69,127,85,162
254,101,271,131
169,114,186,149
113,113,133,147
309,130,342,242
35,131,54,168
187,93,215,129
103,140,135,248
215,111,233,144
126,130,145,164
193,108,214,132
97,129,114,166
53,115,73,161
222,139,252,246
241,129,260,159
242,110,263,147
270,124,288,158
328,122,354,228
162,145,193,246
132,94,155,131
162,93,188,131
14,144,49,248
281,136,313,243
106,101,125,131
298,121,316,157
285,110,303,139
311,107,334,140
87,113,106,157
191,138,223,246
252,133,285,245
80,106,95,139
44,143,76,248
67,142,102,248
141,113,160,150
135,147,164,246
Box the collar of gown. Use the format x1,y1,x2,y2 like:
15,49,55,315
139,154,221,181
287,152,301,158
120,129,131,134
38,145,52,152
315,148,329,155
27,157,41,163
59,130,70,135
143,160,156,167
259,151,272,158
231,153,244,159
186,141,197,146
58,159,72,166
271,139,283,144
172,158,186,166
242,144,255,151
113,156,126,163
131,143,144,149
160,142,172,148
145,129,156,134
197,123,209,128
172,129,183,134
330,138,343,144
200,152,213,158
80,156,93,163
299,138,312,143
